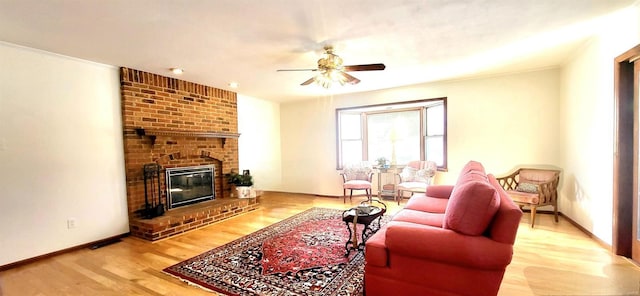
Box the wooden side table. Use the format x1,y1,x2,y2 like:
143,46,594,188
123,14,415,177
376,168,397,200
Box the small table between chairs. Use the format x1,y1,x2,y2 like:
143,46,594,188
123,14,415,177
342,199,387,256
376,168,397,200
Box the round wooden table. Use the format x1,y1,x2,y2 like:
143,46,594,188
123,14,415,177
342,199,387,256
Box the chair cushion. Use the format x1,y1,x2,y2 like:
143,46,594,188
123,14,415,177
519,169,557,183
400,166,418,182
343,162,373,181
415,168,434,182
443,180,500,236
345,170,369,181
506,190,539,204
343,180,372,189
397,181,428,191
515,182,538,193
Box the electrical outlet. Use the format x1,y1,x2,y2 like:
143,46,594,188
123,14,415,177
67,218,76,229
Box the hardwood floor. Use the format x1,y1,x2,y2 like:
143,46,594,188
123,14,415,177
1,192,639,295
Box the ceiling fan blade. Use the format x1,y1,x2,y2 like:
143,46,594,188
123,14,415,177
343,63,386,72
341,72,361,85
277,69,318,72
301,77,315,86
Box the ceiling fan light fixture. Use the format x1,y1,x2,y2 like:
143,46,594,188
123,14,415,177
278,45,384,88
314,69,349,89
314,72,333,88
333,71,348,86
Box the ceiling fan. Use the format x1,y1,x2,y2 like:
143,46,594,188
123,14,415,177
277,45,386,88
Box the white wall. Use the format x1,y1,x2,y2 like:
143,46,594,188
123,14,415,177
280,69,561,196
237,94,282,191
0,42,129,266
559,4,640,245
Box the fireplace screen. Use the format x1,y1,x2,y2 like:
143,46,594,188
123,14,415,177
166,165,215,209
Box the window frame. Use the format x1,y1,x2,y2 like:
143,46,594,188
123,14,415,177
335,97,448,171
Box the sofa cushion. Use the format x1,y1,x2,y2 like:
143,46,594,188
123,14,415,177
443,180,500,236
455,169,488,188
404,194,449,213
425,184,455,199
392,209,445,227
458,160,485,179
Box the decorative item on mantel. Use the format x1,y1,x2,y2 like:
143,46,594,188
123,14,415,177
139,163,165,219
225,169,255,198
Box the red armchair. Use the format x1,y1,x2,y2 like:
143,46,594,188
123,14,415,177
365,161,522,296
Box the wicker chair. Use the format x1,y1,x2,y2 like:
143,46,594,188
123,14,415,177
340,162,374,203
496,168,560,227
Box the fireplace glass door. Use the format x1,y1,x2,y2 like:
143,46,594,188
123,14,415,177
166,165,215,209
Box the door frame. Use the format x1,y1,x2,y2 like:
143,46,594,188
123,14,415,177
613,44,640,257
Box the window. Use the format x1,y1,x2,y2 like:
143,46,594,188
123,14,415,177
336,98,447,170
425,104,445,166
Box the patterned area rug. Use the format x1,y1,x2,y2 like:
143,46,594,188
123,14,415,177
164,207,387,296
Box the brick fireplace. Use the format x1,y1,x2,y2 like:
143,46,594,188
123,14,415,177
120,68,258,241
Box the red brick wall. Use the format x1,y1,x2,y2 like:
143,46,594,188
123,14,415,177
120,68,239,217
130,198,259,241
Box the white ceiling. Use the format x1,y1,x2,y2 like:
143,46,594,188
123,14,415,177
0,0,636,102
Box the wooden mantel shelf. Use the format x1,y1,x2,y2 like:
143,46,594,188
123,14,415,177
133,128,240,146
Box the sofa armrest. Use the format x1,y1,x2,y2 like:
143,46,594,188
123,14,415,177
385,221,513,270
425,185,454,199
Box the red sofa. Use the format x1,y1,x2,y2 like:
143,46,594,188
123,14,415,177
364,161,523,296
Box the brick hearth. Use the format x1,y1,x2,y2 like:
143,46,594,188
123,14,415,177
120,67,257,241
130,198,259,241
